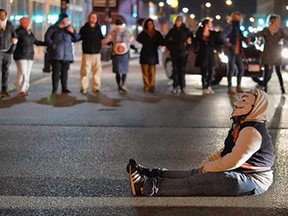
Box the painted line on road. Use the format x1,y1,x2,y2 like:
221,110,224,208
0,196,287,209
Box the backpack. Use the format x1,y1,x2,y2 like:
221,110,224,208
113,29,129,55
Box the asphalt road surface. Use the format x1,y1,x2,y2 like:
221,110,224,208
0,59,287,215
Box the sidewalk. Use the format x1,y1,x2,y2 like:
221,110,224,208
6,52,139,92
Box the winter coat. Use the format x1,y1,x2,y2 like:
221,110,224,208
221,22,246,54
45,25,80,62
137,30,164,65
79,22,104,54
194,30,222,68
165,24,192,57
0,20,17,53
253,27,288,65
13,26,45,60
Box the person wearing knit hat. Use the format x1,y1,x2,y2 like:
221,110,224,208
102,18,131,93
175,15,184,23
165,14,192,94
19,17,31,31
115,19,124,26
45,13,80,94
13,16,45,96
0,8,18,98
57,13,69,25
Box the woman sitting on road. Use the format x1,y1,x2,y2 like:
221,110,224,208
128,88,275,196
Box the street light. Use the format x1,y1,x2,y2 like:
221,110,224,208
249,17,255,23
226,0,232,6
159,2,164,7
205,2,211,8
215,15,221,20
182,7,189,13
190,14,195,19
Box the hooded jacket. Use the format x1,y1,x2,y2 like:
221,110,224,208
202,89,275,189
79,22,104,54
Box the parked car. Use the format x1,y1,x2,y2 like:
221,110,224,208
162,41,265,85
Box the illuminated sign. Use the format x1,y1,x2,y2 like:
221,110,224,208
93,0,116,7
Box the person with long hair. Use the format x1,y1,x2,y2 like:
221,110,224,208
137,18,164,93
79,11,104,94
221,12,248,95
195,18,222,95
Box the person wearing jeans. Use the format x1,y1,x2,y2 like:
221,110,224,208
128,88,275,197
251,14,288,94
221,11,247,95
165,15,192,94
0,9,18,97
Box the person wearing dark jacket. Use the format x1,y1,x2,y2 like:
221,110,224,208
0,9,18,97
165,15,192,94
137,18,164,93
195,18,222,95
13,17,45,96
45,13,80,94
221,11,247,95
251,14,288,94
79,12,104,94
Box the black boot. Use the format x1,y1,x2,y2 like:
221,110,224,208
126,159,163,178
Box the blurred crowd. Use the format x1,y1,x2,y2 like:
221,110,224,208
0,9,287,98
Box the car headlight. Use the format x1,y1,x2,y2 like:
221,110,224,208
281,48,288,58
219,52,229,63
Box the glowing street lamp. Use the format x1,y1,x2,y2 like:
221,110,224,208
190,14,195,19
182,7,189,13
249,17,255,23
215,15,221,20
226,0,232,6
159,2,164,7
205,2,211,8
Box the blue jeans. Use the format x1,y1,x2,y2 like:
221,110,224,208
142,169,265,196
227,52,244,87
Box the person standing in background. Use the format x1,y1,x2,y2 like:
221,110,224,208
13,17,45,97
251,14,288,94
221,11,247,95
137,18,164,93
103,19,130,93
0,9,18,97
79,11,104,95
45,13,80,94
194,18,222,95
165,15,192,94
